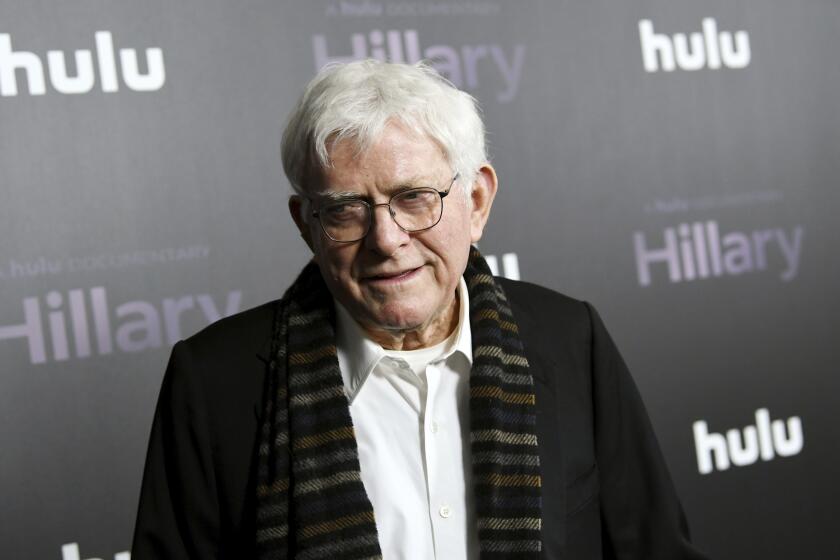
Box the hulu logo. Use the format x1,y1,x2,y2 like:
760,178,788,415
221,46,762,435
0,31,165,96
693,408,803,474
639,18,750,72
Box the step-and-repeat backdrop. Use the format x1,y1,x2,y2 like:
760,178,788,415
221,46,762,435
2,1,838,558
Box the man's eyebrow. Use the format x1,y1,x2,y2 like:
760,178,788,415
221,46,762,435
314,191,366,203
314,176,445,203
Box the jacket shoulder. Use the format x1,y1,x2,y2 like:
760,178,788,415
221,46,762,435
180,299,278,366
494,277,597,388
496,277,590,335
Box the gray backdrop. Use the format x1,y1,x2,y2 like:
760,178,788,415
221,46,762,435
1,1,838,558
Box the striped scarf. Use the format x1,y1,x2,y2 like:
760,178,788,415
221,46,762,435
256,247,542,559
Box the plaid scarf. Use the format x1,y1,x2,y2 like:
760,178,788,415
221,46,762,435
255,247,542,559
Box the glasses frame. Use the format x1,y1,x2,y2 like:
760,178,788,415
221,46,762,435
311,174,460,243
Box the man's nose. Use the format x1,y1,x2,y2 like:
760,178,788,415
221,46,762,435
364,204,409,255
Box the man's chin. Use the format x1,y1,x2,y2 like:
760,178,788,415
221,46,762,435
365,312,424,333
351,301,430,333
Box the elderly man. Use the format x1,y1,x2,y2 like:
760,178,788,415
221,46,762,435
132,60,706,559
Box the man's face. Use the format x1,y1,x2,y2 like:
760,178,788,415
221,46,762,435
291,121,495,344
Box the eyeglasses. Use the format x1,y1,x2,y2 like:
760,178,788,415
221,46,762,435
311,174,459,243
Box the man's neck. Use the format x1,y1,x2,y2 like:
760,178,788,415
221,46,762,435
362,290,460,351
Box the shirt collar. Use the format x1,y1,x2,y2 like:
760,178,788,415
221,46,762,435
335,276,473,402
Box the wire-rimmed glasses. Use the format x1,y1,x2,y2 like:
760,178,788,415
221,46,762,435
311,174,459,243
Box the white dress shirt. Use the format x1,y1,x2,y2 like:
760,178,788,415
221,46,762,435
335,277,478,560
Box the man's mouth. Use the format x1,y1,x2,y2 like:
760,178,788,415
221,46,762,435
364,266,422,283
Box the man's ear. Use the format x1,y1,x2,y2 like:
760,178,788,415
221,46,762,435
469,164,499,243
289,195,315,252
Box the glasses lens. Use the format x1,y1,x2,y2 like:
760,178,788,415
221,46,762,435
320,200,369,241
391,188,442,231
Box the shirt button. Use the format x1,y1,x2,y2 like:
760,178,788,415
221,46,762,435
439,505,451,518
430,421,439,433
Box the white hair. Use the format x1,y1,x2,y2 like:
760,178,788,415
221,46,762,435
281,59,487,194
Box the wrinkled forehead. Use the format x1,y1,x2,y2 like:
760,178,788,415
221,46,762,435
305,123,451,194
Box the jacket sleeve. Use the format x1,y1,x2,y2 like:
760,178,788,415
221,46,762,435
585,302,708,560
131,340,221,559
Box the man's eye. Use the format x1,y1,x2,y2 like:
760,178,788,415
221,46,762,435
397,190,435,206
324,202,364,220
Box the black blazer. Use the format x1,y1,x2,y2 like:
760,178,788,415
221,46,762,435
132,278,707,559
